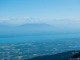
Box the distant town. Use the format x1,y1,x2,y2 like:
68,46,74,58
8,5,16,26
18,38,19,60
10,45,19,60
0,38,80,60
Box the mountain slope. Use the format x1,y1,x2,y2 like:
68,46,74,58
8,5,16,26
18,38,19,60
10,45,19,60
0,23,55,37
25,50,80,60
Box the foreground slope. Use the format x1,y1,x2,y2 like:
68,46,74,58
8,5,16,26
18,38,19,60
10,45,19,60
25,50,80,60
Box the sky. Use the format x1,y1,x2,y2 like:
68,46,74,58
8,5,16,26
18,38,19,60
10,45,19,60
0,0,80,37
0,0,80,20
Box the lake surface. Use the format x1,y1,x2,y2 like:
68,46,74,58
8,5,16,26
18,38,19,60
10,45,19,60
0,34,80,44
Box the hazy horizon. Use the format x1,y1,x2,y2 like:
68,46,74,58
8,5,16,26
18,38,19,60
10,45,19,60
0,0,80,34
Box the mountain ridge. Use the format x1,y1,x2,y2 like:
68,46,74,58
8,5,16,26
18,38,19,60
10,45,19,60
0,23,56,38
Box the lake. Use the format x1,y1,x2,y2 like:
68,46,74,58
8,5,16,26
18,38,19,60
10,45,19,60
0,34,80,44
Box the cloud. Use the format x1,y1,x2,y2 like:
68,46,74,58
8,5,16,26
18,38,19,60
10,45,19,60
23,16,31,20
0,17,45,25
0,18,10,21
0,17,80,33
0,18,10,24
0,17,80,27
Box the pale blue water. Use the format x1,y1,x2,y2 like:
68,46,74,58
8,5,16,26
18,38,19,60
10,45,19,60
73,46,80,48
0,34,80,44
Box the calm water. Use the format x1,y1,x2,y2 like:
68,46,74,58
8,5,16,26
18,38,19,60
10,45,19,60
0,34,80,44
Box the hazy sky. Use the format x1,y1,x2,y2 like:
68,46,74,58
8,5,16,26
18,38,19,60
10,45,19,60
0,0,80,37
0,0,80,19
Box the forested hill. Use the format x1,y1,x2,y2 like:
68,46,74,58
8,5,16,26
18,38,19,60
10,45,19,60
25,50,80,60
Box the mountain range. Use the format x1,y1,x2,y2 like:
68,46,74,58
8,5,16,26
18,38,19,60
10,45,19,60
0,23,57,38
0,23,80,38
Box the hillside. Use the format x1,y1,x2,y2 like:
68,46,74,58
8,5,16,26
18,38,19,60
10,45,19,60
25,50,80,60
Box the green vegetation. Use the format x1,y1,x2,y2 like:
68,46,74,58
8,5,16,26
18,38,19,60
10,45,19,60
0,38,80,60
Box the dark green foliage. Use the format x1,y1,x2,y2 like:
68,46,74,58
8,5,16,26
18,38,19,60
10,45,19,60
25,50,79,60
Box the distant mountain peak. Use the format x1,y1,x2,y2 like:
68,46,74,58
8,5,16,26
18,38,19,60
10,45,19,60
18,23,53,28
